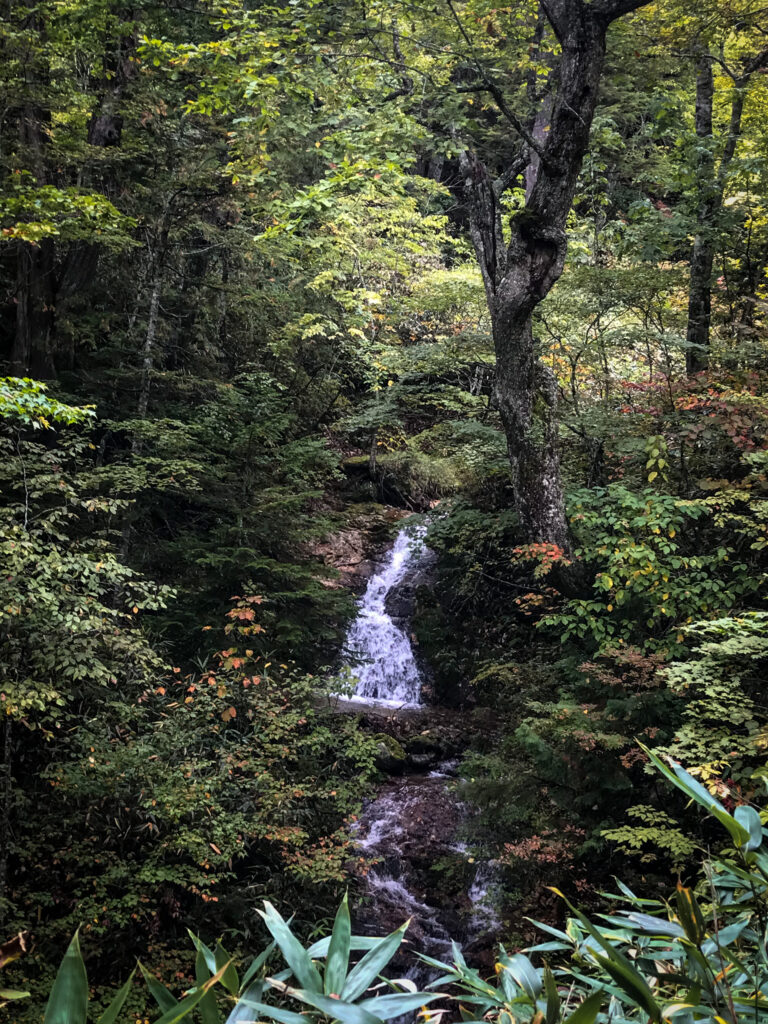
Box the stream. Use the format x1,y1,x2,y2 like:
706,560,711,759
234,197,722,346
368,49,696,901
342,521,500,973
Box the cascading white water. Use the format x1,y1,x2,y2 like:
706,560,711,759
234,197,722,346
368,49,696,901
342,523,428,706
343,520,500,989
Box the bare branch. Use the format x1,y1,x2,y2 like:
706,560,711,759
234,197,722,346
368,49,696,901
539,0,566,47
444,0,549,163
493,155,528,199
590,0,652,22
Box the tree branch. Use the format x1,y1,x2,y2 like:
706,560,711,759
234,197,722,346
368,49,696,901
445,0,550,163
743,45,768,78
590,0,652,22
539,0,566,48
493,155,528,199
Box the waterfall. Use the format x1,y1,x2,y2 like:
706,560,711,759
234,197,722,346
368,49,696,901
342,523,428,706
341,520,501,986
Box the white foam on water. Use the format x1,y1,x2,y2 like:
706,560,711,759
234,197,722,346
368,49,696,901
342,523,429,706
341,522,501,996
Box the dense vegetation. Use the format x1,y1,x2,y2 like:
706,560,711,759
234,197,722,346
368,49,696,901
2,0,768,1019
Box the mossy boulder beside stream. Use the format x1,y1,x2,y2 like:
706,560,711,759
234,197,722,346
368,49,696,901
372,732,407,773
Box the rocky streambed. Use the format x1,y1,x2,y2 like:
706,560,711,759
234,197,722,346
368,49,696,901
323,513,502,978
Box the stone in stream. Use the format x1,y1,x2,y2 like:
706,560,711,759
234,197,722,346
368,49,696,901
352,765,500,975
373,733,407,773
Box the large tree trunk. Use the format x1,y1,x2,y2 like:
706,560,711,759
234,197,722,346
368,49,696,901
686,238,715,376
13,239,56,377
461,1,642,545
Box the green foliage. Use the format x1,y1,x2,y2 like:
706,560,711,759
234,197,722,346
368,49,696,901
545,486,758,651
94,372,353,660
657,613,768,784
601,805,698,868
0,419,169,726
0,378,94,429
1,181,135,247
7,597,377,967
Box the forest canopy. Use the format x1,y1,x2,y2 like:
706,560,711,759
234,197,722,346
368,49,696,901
2,0,768,1021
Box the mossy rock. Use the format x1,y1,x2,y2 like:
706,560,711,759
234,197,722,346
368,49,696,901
342,455,372,473
404,730,443,756
373,733,407,773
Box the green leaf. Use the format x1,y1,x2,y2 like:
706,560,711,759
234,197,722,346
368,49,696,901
341,921,408,1001
97,969,136,1024
325,893,351,996
498,953,541,1000
609,913,685,939
258,902,323,993
0,988,31,1001
224,982,266,1024
44,931,88,1024
675,886,706,946
240,941,276,990
543,965,560,1024
153,963,229,1024
139,962,179,1013
735,805,763,851
215,942,239,997
270,982,381,1024
189,933,218,976
591,952,660,1020
196,943,222,1024
229,999,307,1024
307,936,383,958
640,744,749,846
551,891,660,1022
564,990,605,1024
358,991,441,1018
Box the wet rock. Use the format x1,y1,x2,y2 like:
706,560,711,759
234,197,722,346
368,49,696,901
405,730,443,756
311,505,408,592
407,752,436,770
351,769,500,973
373,733,407,773
383,547,437,621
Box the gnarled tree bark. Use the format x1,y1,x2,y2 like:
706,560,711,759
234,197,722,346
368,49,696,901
459,0,650,547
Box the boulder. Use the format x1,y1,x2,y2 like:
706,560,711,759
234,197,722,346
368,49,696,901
373,733,407,773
